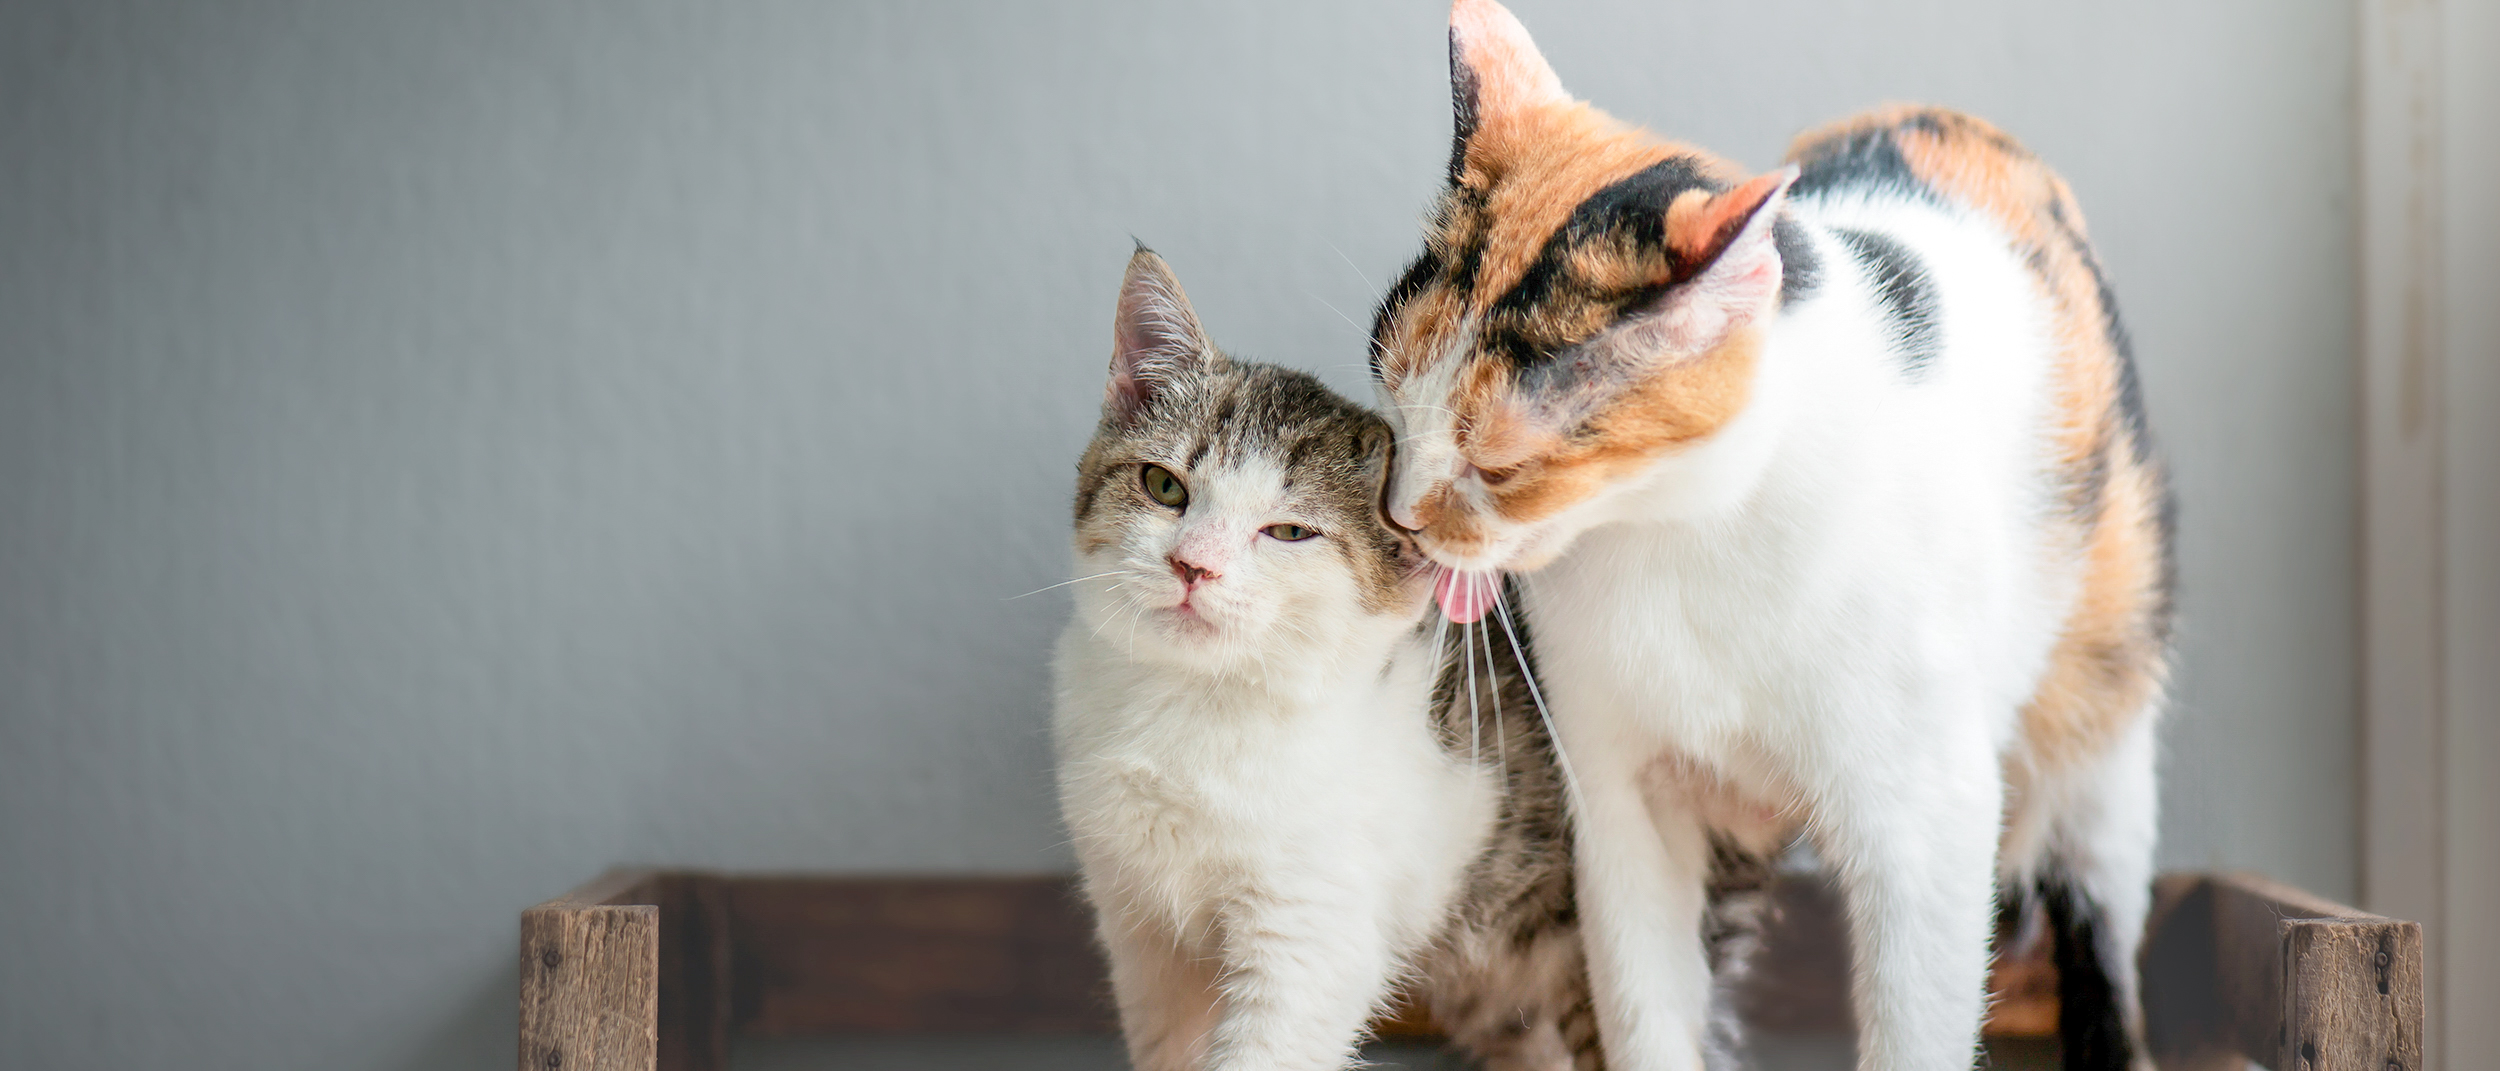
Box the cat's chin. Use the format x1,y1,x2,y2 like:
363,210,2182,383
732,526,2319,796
1124,604,1258,662
1421,523,1572,578
1157,604,1226,639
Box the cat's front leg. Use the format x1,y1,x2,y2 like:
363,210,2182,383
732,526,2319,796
1203,893,1400,1071
1818,712,2003,1071
1098,912,1222,1071
1564,714,1717,1071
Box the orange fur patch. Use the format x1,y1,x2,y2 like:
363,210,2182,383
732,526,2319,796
1462,109,1700,306
1480,327,1760,529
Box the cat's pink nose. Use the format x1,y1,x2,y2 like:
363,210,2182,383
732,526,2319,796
1388,500,1424,533
1168,554,1219,588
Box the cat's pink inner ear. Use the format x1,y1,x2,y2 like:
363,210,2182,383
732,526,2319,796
1629,167,1798,357
1107,249,1211,419
1667,168,1796,276
1449,0,1567,126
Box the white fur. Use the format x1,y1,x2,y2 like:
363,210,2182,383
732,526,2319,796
1383,188,2159,1071
1054,454,1496,1071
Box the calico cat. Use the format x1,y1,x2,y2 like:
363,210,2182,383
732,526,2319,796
1053,248,1608,1071
1366,4,2173,1071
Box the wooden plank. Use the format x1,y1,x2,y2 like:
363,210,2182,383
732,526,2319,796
652,874,733,1071
2144,873,2425,1071
2283,917,2424,1071
700,872,2044,1040
722,875,1114,1035
2142,874,2246,1071
524,868,2418,1065
519,890,661,1071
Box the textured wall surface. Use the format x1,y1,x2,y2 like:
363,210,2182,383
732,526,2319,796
0,2,2354,1068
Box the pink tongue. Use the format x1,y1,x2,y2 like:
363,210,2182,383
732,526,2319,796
1434,570,1493,624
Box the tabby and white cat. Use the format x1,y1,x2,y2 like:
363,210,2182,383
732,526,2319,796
1368,4,2174,1071
1052,249,1607,1071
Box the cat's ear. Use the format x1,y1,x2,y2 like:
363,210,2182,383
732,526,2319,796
1446,0,1569,182
1500,168,1796,444
1621,166,1798,358
1108,247,1215,422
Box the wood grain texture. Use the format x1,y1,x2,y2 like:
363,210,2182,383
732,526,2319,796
519,894,660,1071
2142,872,2423,1071
2280,913,2424,1071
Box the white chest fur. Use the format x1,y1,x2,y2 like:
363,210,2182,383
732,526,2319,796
1053,625,1496,1071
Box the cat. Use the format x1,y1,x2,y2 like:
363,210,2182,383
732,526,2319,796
1363,4,2173,1071
1053,247,1611,1071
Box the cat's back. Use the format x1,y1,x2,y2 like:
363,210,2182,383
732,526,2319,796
1781,105,2173,770
1784,107,2154,503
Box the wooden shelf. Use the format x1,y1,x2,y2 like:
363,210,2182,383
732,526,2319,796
517,869,2420,1071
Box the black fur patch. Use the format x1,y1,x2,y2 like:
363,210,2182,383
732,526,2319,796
1479,156,1725,368
2041,198,2150,464
1790,126,1938,205
1831,227,1942,379
1773,216,1821,308
1447,28,1480,186
2041,875,2137,1071
1442,185,1493,301
1371,248,1442,378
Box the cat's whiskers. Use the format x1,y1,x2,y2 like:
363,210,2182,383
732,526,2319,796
1491,580,1580,807
1426,589,1458,755
1086,582,1147,643
1325,240,1384,305
1115,582,1158,653
1464,597,1482,770
1479,574,1508,779
1306,289,1369,341
1392,401,1461,421
1005,572,1121,601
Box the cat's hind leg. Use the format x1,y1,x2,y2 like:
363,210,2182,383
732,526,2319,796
1817,705,2002,1071
2026,709,2160,1071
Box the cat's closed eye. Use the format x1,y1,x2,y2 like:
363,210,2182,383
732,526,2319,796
1142,464,1188,508
1263,524,1318,542
1467,461,1520,487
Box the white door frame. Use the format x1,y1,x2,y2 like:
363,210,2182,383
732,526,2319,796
2358,0,2496,1064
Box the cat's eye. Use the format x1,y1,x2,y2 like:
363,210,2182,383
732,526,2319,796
1472,462,1519,487
1141,464,1188,508
1263,524,1318,542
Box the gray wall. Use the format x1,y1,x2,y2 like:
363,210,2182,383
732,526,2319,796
0,1,2354,1067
